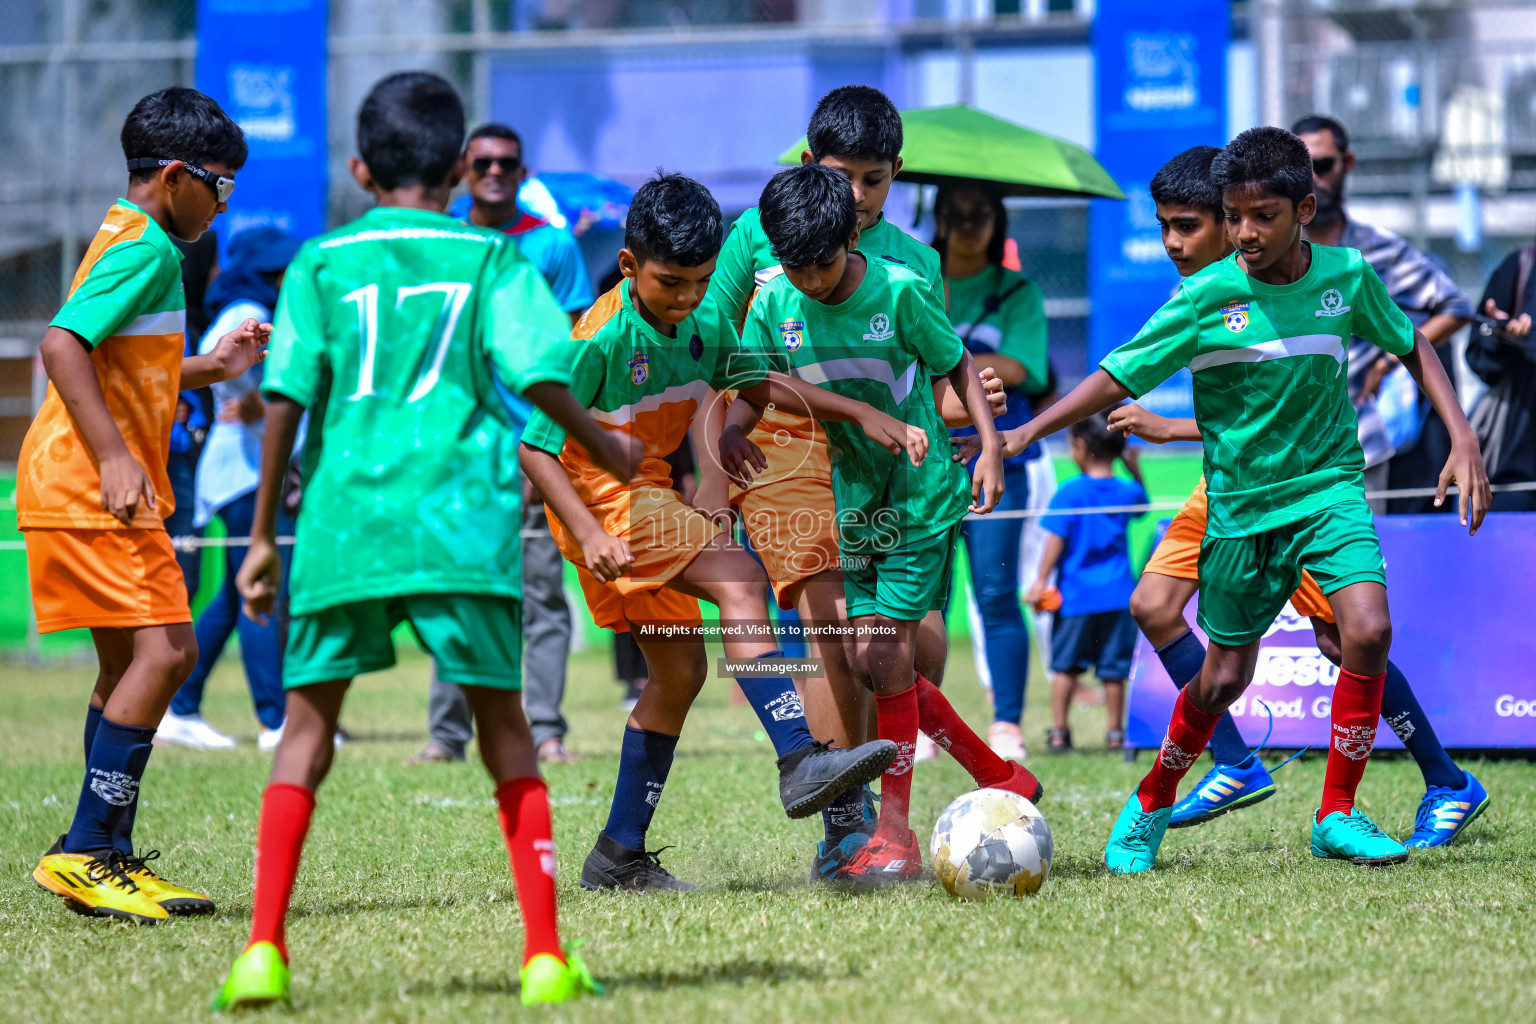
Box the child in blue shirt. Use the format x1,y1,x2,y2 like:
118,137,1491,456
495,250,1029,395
1027,411,1147,753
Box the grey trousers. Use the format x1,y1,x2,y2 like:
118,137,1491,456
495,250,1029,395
427,504,572,755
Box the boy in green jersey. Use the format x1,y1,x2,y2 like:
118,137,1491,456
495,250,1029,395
212,73,625,1010
986,127,1489,873
741,163,1045,889
706,85,980,874
520,172,913,893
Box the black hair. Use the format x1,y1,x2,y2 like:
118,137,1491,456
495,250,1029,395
1211,126,1314,207
1149,146,1223,219
1291,114,1349,152
624,172,722,267
931,183,1009,270
357,71,465,191
1069,410,1126,462
806,85,903,166
466,122,522,150
758,164,858,270
122,87,247,181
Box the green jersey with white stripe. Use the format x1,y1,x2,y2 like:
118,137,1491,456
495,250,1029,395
742,254,970,552
713,206,944,330
264,205,574,615
1101,244,1415,537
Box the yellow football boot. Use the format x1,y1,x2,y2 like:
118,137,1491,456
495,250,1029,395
123,849,216,916
520,944,604,1005
32,837,167,924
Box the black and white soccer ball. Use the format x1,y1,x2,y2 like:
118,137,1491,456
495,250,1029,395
930,788,1052,899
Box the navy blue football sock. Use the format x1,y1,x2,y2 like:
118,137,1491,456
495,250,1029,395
1155,629,1252,767
84,703,103,763
63,717,155,855
604,726,679,850
1380,660,1464,790
821,788,864,845
736,651,814,756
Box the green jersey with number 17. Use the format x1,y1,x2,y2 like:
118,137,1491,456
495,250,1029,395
1101,244,1416,538
263,206,574,615
742,255,971,553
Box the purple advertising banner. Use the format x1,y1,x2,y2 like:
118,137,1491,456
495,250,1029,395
1127,512,1536,750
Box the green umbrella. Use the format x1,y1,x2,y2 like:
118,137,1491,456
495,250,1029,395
778,103,1125,201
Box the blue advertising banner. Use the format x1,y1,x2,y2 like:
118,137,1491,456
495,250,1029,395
195,0,328,249
1089,0,1227,416
1127,513,1536,750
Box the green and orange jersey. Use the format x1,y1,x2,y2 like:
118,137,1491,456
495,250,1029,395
18,199,187,531
522,280,763,535
712,208,945,489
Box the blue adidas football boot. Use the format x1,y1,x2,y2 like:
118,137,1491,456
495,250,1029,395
1406,771,1489,849
1168,757,1276,829
810,832,871,883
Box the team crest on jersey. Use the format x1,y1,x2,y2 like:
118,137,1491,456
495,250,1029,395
688,334,703,360
863,313,895,342
628,353,649,385
779,319,805,352
1315,288,1351,317
1220,301,1250,333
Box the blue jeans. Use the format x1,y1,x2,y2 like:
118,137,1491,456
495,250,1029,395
164,449,203,598
961,463,1031,725
170,491,290,729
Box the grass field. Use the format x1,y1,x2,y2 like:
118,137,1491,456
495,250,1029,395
3,644,1534,1024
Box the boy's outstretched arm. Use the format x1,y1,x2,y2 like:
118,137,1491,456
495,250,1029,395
1398,328,1491,532
522,381,639,484
38,327,152,526
234,395,304,623
1108,404,1201,444
738,372,930,468
518,442,634,583
181,317,271,389
947,349,1004,514
1024,532,1065,608
957,369,1132,463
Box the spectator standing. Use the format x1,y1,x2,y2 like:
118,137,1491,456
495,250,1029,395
165,231,220,596
1471,245,1536,510
1294,116,1473,512
158,227,301,750
412,124,596,765
932,183,1050,760
1026,413,1146,753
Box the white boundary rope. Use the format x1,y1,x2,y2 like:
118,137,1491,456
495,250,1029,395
1,482,1533,552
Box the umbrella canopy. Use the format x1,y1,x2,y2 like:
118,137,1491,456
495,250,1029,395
778,104,1124,201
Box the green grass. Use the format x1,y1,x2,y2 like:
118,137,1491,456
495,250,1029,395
2,644,1533,1024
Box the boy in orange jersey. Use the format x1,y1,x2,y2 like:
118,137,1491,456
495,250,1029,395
22,87,267,923
521,172,932,892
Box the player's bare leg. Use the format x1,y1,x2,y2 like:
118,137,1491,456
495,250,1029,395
99,622,199,729
269,681,349,791
789,571,866,749
1129,572,1199,649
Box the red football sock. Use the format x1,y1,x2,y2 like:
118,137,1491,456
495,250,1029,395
1318,668,1386,822
248,783,315,963
914,674,1015,788
1136,690,1221,812
874,686,919,836
495,777,563,967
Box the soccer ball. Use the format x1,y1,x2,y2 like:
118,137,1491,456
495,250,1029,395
930,788,1052,899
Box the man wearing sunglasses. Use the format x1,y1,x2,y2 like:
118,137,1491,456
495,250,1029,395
1294,115,1473,513
414,123,596,768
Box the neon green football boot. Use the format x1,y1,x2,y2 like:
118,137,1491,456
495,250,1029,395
210,942,290,1012
1311,808,1409,866
520,945,604,1006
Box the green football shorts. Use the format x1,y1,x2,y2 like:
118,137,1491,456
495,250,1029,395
843,522,961,621
1196,498,1385,647
285,593,523,690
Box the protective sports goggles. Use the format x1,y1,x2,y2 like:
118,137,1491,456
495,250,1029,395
127,158,236,202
